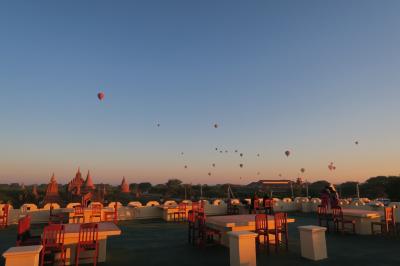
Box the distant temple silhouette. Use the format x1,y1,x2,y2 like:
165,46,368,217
44,173,61,204
120,177,130,193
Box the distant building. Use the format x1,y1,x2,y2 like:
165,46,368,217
68,168,84,196
44,173,61,204
258,179,294,197
121,177,130,193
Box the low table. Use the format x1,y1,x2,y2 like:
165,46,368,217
62,207,114,223
206,214,295,246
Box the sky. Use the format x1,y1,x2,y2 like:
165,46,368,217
1,0,400,185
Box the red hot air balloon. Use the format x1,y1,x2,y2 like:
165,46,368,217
97,92,105,101
285,150,290,157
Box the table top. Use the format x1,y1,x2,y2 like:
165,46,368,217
206,214,295,228
3,245,43,256
333,208,381,218
61,207,113,213
63,222,121,237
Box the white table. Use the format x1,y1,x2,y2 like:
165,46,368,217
329,209,381,235
61,222,121,265
206,214,295,246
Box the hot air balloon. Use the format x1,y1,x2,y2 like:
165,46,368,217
208,172,211,176
97,92,105,101
214,124,218,128
220,151,223,153
257,172,260,175
355,141,359,145
157,123,160,127
239,153,243,157
215,148,218,151
300,168,305,173
184,165,188,169
285,150,290,157
181,152,184,155
212,163,215,167
239,163,243,168
225,150,228,153
257,154,260,157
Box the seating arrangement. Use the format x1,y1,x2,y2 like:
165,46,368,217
317,205,333,232
90,203,103,222
16,215,41,246
0,204,10,228
227,201,239,215
332,206,356,234
197,212,221,247
40,224,66,266
264,199,274,215
172,203,187,221
103,203,118,224
75,223,99,266
371,206,397,236
255,214,271,252
272,212,289,252
72,205,85,224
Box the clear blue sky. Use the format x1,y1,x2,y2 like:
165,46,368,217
1,0,400,185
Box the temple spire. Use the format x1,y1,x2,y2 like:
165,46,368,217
84,170,95,190
121,177,130,193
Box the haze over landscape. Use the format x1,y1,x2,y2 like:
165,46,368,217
2,0,400,185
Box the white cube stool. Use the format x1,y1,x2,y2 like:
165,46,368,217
298,225,327,261
2,245,43,266
227,231,257,266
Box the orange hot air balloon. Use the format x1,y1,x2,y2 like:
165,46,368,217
285,150,290,157
97,92,105,101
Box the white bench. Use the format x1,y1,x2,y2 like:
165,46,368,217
2,245,43,266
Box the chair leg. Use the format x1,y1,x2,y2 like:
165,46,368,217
75,247,80,266
40,248,45,266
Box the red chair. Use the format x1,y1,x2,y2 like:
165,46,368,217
103,203,118,224
40,224,66,266
197,212,221,247
0,204,10,228
371,207,397,236
173,203,187,221
332,206,355,234
317,205,333,232
75,223,99,266
252,200,262,214
188,210,197,245
264,199,274,215
16,215,41,246
271,212,289,252
90,204,102,222
72,205,85,224
255,214,272,252
191,202,199,213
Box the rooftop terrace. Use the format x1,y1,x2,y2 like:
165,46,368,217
1,212,399,266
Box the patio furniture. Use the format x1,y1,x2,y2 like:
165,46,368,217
332,206,356,234
264,199,274,215
206,214,295,247
16,216,41,246
89,204,102,222
228,231,257,266
197,212,221,247
103,203,118,224
172,203,187,222
255,214,271,252
188,210,198,245
371,207,397,236
272,212,289,252
75,223,99,266
227,201,239,215
0,204,10,228
40,224,66,266
329,208,381,235
72,205,85,224
298,226,327,261
2,245,43,266
317,205,333,232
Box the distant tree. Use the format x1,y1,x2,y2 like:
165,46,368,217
385,176,400,201
138,182,152,193
309,180,329,197
338,182,359,198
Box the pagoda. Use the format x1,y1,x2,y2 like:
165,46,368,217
44,173,61,204
68,168,84,196
82,170,95,193
121,177,130,193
